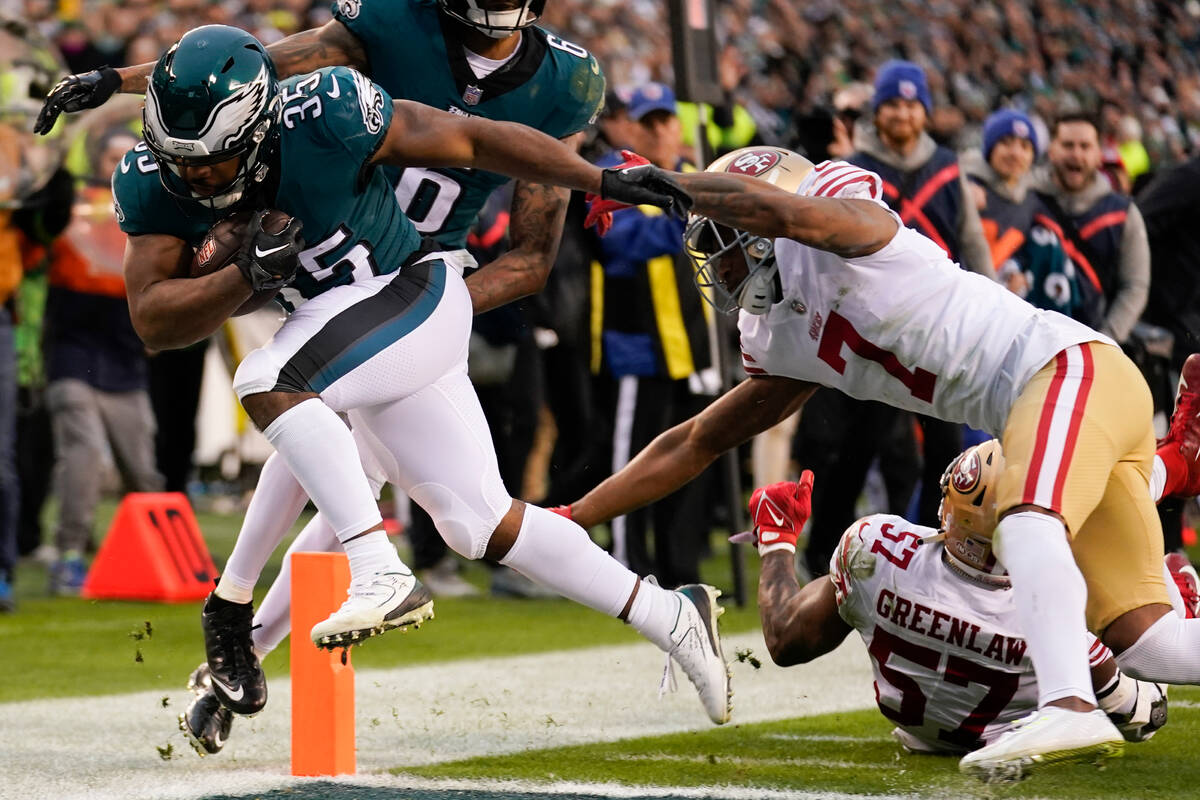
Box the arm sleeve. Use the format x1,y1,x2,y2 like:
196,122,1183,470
956,173,997,279
1103,202,1151,343
599,207,686,261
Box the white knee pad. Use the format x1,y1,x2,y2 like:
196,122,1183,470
232,348,281,401
408,481,508,560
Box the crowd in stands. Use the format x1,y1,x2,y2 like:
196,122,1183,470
3,0,1200,607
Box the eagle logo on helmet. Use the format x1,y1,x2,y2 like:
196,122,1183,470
728,150,781,176
951,451,981,493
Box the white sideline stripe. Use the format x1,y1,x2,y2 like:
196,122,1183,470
0,631,875,800
347,774,919,799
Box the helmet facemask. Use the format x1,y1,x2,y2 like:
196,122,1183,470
685,215,779,315
142,28,282,211
933,440,1009,588
438,0,545,37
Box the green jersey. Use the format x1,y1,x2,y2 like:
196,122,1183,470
113,67,421,311
333,0,605,248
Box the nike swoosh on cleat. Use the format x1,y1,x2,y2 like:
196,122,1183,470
209,675,244,703
254,243,289,258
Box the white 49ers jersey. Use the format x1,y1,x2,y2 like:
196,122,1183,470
737,161,1111,435
830,514,1038,753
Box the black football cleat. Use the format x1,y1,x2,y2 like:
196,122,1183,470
179,682,234,756
200,592,268,715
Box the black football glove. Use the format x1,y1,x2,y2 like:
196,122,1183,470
234,210,305,292
34,66,122,135
599,160,693,218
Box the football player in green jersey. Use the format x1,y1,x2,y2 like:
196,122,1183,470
115,25,729,757
37,0,603,312
37,1,617,754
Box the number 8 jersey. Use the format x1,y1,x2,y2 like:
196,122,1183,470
736,161,1111,436
831,514,1052,753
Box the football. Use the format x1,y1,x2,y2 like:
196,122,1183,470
191,208,295,316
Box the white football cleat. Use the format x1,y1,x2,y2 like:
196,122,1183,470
665,584,732,725
959,707,1124,783
310,569,434,650
1108,681,1168,743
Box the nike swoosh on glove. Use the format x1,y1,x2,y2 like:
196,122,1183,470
730,470,814,556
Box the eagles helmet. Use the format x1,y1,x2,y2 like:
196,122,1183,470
142,25,282,210
438,0,546,37
685,147,813,315
936,439,1009,587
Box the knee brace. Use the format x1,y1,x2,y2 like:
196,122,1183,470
408,481,508,560
231,348,280,401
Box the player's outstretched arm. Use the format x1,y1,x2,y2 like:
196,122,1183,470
123,234,252,350
375,101,689,214
34,21,367,135
464,134,582,314
675,171,898,259
759,563,852,667
569,375,817,529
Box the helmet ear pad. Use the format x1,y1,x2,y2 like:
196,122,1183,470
734,239,780,315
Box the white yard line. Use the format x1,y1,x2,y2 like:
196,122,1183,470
0,632,875,800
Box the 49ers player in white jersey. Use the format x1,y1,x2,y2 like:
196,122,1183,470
565,147,1200,781
738,441,1189,769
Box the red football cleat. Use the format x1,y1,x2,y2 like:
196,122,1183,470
1165,552,1200,619
1157,355,1200,497
1162,354,1200,456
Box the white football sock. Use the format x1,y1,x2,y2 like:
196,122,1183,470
216,452,310,605
263,399,399,579
1150,454,1167,504
500,504,678,649
251,512,340,658
993,511,1096,706
1095,671,1139,718
1116,611,1200,683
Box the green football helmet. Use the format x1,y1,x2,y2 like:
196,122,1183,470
437,0,545,37
142,25,282,209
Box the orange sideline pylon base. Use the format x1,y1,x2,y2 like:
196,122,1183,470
81,492,216,602
291,551,356,777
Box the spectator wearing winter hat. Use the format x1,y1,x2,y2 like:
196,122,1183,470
966,110,1106,328
849,60,993,278
963,109,1042,272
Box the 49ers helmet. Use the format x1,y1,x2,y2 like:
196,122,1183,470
937,439,1009,587
685,147,813,315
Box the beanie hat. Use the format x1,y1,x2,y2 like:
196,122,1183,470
872,60,932,114
982,109,1038,160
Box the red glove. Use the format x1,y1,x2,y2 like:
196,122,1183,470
547,504,573,521
584,150,653,235
734,471,814,555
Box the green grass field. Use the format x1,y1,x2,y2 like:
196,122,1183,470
1,500,763,702
7,499,1200,799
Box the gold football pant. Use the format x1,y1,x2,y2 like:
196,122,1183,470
999,342,1169,633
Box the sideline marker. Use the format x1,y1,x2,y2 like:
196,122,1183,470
290,552,356,776
82,492,216,602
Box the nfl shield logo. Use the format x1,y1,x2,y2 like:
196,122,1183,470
463,85,483,106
